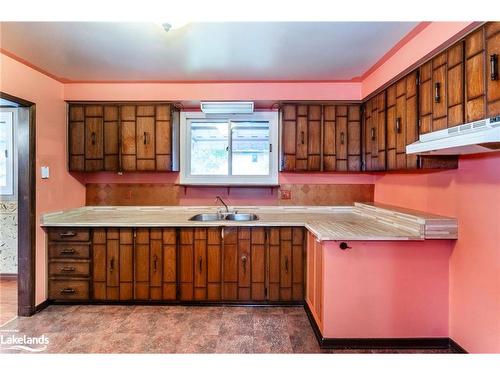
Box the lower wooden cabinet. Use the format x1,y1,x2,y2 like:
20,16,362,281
47,226,306,303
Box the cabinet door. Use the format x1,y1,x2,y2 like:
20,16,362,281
268,227,305,301
386,84,397,169
465,26,486,122
193,228,208,300
307,105,321,170
486,23,500,116
84,105,104,171
149,228,163,300
362,99,373,171
206,228,222,300
295,105,309,171
92,228,133,301
281,104,297,171
103,105,120,171
179,228,195,300
447,43,465,127
222,227,238,300
134,228,150,300
237,228,252,300
250,227,266,300
395,78,407,170
162,228,177,300
431,52,448,131
120,105,137,171
155,104,173,171
136,105,156,171
376,92,387,170
335,106,348,171
68,105,85,171
419,61,433,134
322,105,336,171
347,105,361,171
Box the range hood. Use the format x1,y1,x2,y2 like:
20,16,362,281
406,116,500,155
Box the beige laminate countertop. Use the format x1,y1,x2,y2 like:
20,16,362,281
41,203,457,241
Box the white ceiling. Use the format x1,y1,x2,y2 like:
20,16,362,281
0,22,418,82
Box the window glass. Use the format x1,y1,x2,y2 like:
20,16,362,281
231,122,270,176
190,122,228,175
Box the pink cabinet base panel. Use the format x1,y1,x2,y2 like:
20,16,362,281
315,239,452,339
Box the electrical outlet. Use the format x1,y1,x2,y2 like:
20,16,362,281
280,189,292,200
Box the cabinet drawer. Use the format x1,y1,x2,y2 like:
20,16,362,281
48,243,90,259
48,261,90,277
49,280,89,300
48,228,90,242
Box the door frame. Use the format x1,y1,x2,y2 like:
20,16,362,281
1,91,36,316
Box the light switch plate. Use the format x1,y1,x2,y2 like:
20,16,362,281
41,166,50,179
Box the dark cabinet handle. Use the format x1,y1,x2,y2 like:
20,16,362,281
60,288,75,295
241,256,247,273
91,132,96,145
198,256,203,274
284,256,289,273
143,132,148,145
59,231,76,237
396,118,401,133
434,82,441,103
109,257,114,272
371,128,376,141
300,131,305,144
340,132,345,145
491,54,498,81
60,266,76,273
153,255,158,273
60,248,76,255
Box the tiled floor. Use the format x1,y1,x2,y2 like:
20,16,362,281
0,304,457,354
0,278,17,326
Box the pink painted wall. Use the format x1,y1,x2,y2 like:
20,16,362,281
362,22,474,98
0,53,86,305
374,154,500,353
320,240,452,338
64,81,362,101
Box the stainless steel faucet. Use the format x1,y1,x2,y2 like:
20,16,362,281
215,196,229,213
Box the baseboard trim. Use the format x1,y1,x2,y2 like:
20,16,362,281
303,303,468,353
48,300,304,307
34,300,50,313
0,273,18,280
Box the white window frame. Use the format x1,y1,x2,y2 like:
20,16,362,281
0,110,15,196
180,111,279,185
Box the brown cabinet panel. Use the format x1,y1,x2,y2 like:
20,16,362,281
322,105,336,171
486,27,500,116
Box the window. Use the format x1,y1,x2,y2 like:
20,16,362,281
180,112,279,185
0,111,14,196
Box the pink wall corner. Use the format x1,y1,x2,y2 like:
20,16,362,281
361,22,474,98
320,240,451,339
64,81,362,102
0,53,86,305
374,154,500,353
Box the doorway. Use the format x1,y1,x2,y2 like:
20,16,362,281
0,92,36,321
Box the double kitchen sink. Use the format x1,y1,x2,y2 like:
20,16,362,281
189,212,259,222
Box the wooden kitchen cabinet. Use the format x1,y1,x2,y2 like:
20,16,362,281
362,92,386,171
281,104,321,171
92,228,134,300
486,23,500,117
68,104,119,172
281,103,361,172
306,231,323,329
68,102,174,172
268,227,305,301
179,227,222,301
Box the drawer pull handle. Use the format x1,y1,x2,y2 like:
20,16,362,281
198,256,202,274
241,256,247,273
60,249,76,255
340,132,345,145
59,231,76,237
60,288,76,294
371,127,376,141
285,256,289,273
153,255,158,273
91,132,96,145
60,266,76,273
143,132,149,145
491,54,498,81
300,131,305,145
110,257,115,272
434,82,441,103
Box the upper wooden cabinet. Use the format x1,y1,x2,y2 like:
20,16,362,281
363,92,386,171
68,102,176,173
419,42,465,134
281,103,362,172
